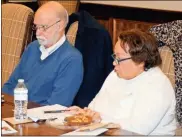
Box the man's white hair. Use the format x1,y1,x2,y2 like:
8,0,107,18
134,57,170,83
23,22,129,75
63,8,69,28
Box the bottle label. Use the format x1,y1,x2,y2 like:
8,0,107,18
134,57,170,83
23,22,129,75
14,89,28,101
14,93,28,101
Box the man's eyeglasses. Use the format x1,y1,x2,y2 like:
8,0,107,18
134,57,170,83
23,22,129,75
111,53,131,65
32,20,61,32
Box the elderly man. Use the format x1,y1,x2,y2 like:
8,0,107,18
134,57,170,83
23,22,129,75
2,1,84,106
67,30,176,135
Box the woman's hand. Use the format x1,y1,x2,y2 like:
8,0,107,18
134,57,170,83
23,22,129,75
66,106,85,114
84,107,102,123
66,106,102,122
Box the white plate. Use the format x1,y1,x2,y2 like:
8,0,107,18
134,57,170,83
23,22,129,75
2,121,17,135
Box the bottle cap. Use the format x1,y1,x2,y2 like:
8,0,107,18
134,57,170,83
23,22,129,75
18,79,24,83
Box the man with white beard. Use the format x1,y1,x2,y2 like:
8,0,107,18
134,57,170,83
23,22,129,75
2,1,84,106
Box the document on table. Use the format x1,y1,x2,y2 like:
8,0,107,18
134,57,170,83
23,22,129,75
2,120,17,135
62,128,108,136
27,104,71,122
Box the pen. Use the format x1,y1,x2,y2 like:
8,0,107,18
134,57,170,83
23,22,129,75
38,118,58,122
44,110,69,114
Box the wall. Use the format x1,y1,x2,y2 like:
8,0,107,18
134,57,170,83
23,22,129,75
81,1,182,12
79,2,182,40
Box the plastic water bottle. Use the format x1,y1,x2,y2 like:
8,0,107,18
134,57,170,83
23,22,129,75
14,79,28,121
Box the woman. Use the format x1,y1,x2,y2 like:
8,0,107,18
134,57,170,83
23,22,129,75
67,29,176,135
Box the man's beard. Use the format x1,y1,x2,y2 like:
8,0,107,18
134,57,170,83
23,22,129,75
36,36,49,47
36,32,60,48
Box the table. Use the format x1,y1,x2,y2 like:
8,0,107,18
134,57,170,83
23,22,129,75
2,93,139,136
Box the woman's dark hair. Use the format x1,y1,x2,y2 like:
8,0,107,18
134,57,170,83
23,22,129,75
119,29,162,70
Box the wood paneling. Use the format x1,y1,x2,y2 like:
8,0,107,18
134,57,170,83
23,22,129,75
79,3,182,46
110,18,157,45
97,19,113,39
79,3,182,23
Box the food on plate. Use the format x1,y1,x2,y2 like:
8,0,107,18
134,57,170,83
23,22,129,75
64,113,92,126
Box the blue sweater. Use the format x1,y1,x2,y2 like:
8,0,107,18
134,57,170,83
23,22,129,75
2,40,84,106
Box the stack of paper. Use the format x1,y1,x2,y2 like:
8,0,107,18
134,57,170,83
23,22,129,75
2,121,17,135
62,128,108,136
78,123,109,131
27,104,71,122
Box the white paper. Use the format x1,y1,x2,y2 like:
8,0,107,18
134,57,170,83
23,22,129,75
27,104,71,122
2,121,18,135
62,128,108,136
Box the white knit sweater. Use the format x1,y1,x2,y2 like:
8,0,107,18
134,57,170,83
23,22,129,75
89,67,176,135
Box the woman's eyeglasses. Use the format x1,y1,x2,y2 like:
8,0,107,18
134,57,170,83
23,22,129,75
111,53,131,65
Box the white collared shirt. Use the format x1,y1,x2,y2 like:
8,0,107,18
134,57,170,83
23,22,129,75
39,34,66,60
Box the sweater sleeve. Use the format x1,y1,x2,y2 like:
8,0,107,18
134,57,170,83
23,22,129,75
46,55,84,106
91,75,175,135
88,71,114,109
96,88,174,135
2,45,31,95
116,82,175,135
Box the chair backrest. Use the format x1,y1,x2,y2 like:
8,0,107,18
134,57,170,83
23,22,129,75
37,0,79,15
158,46,175,87
2,4,34,86
111,18,175,87
176,126,182,136
66,21,78,46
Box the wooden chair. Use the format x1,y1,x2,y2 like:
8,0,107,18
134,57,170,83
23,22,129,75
66,21,78,46
2,3,34,86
